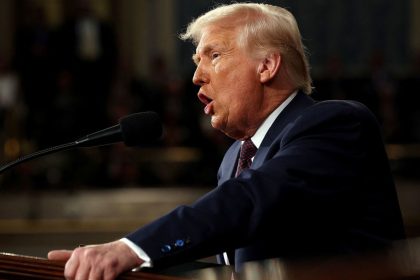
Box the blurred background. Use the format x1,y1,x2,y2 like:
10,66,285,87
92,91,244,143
0,0,420,259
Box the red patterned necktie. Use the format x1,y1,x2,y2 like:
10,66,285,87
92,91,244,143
235,139,257,177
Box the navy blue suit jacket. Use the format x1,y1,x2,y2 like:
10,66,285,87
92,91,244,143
126,92,405,271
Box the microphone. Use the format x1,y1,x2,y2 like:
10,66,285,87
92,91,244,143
0,111,162,174
75,111,162,147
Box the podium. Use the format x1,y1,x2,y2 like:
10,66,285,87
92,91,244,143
0,253,187,280
3,239,420,280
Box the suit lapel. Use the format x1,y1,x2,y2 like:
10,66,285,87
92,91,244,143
218,141,241,183
218,92,315,183
252,92,315,168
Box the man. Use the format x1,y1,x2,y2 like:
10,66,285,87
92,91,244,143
48,3,405,279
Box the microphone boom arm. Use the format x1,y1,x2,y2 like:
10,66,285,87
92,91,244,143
0,142,77,175
0,111,162,175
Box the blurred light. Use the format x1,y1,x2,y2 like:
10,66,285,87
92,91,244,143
4,138,20,158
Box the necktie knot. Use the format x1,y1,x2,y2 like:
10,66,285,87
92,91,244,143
236,139,257,177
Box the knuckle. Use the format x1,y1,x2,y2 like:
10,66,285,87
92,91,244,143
72,247,84,257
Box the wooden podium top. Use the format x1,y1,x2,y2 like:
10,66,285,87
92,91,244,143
0,252,188,280
3,238,420,280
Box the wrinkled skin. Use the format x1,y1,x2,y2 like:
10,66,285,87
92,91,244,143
48,240,143,280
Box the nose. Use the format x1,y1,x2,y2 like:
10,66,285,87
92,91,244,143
192,64,209,86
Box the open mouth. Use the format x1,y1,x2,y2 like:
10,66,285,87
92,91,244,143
197,92,214,115
198,92,213,105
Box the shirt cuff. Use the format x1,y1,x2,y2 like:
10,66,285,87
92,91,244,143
120,237,153,269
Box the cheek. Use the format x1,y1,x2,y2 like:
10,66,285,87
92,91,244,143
213,63,226,75
213,60,259,103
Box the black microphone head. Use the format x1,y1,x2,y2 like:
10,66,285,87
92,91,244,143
119,111,163,147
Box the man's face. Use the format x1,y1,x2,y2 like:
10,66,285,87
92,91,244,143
192,25,263,140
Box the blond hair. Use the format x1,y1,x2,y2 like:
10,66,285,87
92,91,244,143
180,3,312,94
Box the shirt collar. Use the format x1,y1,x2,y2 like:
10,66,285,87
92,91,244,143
250,90,297,148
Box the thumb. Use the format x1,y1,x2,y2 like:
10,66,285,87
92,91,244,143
47,250,73,261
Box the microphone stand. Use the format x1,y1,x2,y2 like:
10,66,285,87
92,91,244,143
0,124,122,175
0,111,162,175
0,142,77,175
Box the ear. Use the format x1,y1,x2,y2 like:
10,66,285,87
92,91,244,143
258,53,281,83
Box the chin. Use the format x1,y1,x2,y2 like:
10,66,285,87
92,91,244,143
210,116,220,129
211,117,227,134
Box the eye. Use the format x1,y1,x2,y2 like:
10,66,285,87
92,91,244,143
211,52,220,60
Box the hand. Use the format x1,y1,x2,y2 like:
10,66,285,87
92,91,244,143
48,240,144,280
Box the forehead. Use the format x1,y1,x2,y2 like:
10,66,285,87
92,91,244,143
195,25,238,53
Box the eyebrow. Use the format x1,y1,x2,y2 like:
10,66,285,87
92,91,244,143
192,53,200,65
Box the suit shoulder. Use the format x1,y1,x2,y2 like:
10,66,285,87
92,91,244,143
304,99,378,123
280,99,382,143
313,99,372,113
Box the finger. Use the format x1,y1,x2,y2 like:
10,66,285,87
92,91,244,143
72,247,98,280
48,250,73,261
73,257,92,280
64,249,81,280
